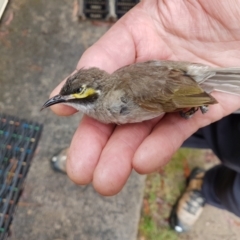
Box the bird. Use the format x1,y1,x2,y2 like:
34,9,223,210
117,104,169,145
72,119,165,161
41,60,240,124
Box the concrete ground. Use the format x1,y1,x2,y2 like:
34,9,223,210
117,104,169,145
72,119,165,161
180,206,240,240
0,0,240,239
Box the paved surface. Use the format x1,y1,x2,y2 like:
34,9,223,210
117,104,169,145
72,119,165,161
180,205,240,240
0,1,145,239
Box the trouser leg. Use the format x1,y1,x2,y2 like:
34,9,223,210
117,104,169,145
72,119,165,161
202,165,240,217
182,114,240,217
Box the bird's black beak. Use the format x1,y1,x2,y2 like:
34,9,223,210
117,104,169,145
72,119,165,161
41,95,67,110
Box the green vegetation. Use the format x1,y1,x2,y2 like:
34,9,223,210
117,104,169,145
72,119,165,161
138,148,205,240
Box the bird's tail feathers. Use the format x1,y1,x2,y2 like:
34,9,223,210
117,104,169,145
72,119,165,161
201,68,240,95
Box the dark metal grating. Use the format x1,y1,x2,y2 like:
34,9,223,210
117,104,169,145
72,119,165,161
78,0,140,21
0,113,43,240
115,0,139,18
84,0,109,20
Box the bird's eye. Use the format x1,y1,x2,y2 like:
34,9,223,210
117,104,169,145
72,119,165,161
78,87,83,93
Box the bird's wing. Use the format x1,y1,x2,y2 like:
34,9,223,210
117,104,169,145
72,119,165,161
119,66,217,112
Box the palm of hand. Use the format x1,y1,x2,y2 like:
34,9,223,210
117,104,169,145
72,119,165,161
51,0,240,195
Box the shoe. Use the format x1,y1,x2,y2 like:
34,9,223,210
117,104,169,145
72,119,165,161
50,148,68,174
169,168,206,232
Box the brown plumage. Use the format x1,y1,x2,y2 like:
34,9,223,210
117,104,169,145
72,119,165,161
42,60,240,124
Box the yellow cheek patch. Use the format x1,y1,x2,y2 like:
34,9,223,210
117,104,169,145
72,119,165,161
72,88,96,99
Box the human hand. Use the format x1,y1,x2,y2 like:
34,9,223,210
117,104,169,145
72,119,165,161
50,0,240,195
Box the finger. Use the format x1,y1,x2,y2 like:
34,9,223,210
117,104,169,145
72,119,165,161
132,112,204,174
66,115,115,185
133,92,240,174
92,116,163,196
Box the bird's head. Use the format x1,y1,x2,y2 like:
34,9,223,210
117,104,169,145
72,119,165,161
41,68,109,111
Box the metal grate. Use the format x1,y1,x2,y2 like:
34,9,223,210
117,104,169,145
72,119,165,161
115,0,139,19
84,0,109,20
78,0,140,21
0,113,43,240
